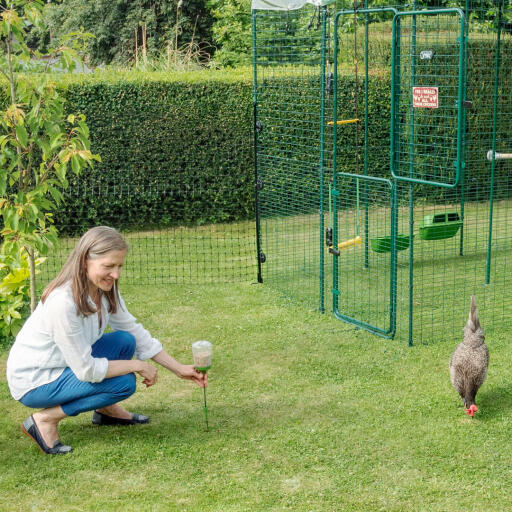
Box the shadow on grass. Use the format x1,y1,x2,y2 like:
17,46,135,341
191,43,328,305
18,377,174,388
475,385,512,419
58,395,318,455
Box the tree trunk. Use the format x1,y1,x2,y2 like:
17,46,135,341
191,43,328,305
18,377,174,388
27,247,37,313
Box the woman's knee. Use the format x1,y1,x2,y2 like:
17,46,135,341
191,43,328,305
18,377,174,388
114,373,136,399
115,331,136,359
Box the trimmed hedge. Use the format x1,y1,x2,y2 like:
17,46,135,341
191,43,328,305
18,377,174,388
54,69,256,233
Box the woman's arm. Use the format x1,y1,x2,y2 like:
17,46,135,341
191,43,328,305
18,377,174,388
108,294,163,361
105,360,158,387
152,350,207,387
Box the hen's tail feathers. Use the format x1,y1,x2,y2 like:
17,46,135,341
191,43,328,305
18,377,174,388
467,295,480,332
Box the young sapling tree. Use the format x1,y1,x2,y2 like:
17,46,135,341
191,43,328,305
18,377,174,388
0,0,100,312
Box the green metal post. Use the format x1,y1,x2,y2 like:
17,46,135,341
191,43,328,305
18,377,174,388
364,0,370,269
319,6,327,312
392,14,401,343
459,0,470,257
408,6,417,347
251,12,263,284
332,8,339,315
486,0,503,285
391,183,398,336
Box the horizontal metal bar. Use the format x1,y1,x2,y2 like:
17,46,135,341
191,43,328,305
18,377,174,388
333,310,395,339
394,7,465,19
336,172,394,188
487,150,512,161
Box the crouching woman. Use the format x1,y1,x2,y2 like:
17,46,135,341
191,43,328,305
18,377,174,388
6,226,207,455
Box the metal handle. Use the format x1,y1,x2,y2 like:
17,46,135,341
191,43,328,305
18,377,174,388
487,150,512,161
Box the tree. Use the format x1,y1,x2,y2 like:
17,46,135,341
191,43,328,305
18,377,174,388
0,0,100,312
208,0,251,67
36,0,214,66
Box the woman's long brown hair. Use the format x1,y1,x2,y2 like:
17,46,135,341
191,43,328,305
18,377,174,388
41,226,129,316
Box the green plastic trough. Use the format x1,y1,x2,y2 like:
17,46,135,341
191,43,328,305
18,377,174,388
370,234,411,253
419,212,462,240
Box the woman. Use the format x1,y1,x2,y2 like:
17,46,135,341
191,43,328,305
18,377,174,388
6,226,207,455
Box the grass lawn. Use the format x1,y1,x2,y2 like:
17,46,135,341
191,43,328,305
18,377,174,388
1,280,512,511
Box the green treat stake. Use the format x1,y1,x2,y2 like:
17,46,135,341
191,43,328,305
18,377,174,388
192,340,212,432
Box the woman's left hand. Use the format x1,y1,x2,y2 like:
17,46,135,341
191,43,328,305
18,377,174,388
151,351,208,387
176,364,208,387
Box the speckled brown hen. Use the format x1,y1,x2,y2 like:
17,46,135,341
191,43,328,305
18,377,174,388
449,295,489,417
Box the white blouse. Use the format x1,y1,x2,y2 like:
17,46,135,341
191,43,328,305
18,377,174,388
6,283,163,400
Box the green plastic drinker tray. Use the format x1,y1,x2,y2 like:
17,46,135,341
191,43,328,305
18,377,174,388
419,212,462,240
370,234,411,253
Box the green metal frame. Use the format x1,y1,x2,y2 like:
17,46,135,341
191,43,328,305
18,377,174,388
331,7,468,340
319,6,328,312
331,173,397,338
331,8,399,338
486,0,503,285
390,8,467,189
251,2,512,345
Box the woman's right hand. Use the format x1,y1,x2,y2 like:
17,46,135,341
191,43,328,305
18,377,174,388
137,362,158,387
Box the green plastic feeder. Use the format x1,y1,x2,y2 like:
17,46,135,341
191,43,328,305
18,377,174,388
419,212,462,240
370,234,411,253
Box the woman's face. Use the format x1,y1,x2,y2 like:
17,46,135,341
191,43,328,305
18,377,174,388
86,249,127,295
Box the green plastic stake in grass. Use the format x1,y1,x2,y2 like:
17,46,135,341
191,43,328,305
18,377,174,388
192,340,212,432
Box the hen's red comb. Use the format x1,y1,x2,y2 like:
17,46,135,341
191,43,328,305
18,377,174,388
465,404,478,416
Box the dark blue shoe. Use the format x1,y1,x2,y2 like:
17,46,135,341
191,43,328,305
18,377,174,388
92,410,150,426
20,415,72,455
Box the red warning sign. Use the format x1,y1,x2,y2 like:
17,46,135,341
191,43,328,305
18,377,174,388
412,87,439,109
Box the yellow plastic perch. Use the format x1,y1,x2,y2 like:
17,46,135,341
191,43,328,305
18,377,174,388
337,235,362,250
329,236,362,255
327,118,360,126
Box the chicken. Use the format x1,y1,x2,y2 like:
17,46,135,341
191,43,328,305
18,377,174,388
449,295,489,417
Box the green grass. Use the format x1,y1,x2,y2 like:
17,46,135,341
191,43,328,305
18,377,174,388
1,281,512,511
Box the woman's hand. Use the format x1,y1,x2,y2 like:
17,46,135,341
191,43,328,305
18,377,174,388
176,364,208,387
137,361,158,387
151,350,208,387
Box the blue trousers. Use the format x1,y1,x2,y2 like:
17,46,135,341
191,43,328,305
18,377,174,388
20,331,137,417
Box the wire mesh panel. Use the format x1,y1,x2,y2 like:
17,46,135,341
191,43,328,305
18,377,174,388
252,1,512,344
391,9,465,188
332,175,396,337
39,184,257,287
463,0,512,334
253,6,330,310
392,2,512,344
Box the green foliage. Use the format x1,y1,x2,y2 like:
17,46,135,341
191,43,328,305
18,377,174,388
38,0,214,67
0,250,43,347
46,70,254,233
0,0,100,313
208,0,252,67
27,33,509,234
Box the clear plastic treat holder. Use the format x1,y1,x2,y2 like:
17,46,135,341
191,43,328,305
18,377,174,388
192,340,212,372
191,340,212,431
